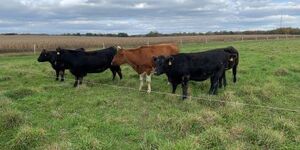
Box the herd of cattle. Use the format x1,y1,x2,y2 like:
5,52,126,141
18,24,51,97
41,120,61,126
37,43,239,99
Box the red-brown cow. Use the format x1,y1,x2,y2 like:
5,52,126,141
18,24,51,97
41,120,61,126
111,44,179,93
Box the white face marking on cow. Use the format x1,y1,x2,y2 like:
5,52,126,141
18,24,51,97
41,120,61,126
168,61,172,66
57,52,60,55
230,58,234,61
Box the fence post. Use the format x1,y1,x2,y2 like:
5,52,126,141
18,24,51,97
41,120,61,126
285,34,288,40
241,35,244,41
180,39,183,47
102,43,105,49
266,36,269,40
147,40,150,46
33,44,36,54
277,36,279,40
205,36,208,44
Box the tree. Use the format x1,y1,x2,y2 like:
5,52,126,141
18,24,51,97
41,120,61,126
117,32,129,37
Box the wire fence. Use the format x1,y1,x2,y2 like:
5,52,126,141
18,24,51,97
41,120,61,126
5,68,299,114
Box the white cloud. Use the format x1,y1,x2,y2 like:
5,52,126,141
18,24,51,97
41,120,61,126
1,0,300,34
133,3,149,9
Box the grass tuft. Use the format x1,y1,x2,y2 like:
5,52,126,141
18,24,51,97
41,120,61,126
273,117,297,134
75,135,102,150
177,109,221,135
0,109,24,129
200,127,229,149
0,76,11,82
9,126,46,150
4,88,34,100
274,68,289,76
257,128,286,149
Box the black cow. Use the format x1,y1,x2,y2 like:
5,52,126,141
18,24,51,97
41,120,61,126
37,48,85,81
214,47,239,88
153,47,239,99
56,47,122,87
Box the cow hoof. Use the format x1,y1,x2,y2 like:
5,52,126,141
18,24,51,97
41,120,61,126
147,90,151,94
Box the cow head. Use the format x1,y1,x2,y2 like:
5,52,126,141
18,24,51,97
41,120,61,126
153,56,174,75
37,49,53,62
111,47,126,65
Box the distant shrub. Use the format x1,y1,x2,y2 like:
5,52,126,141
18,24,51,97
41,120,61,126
9,126,46,150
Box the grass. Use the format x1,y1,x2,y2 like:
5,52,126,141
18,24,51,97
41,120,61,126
0,39,299,149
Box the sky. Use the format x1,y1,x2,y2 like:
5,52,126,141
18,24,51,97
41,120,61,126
0,0,299,34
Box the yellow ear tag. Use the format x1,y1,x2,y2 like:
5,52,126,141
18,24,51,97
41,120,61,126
57,52,60,55
230,58,233,61
168,61,172,66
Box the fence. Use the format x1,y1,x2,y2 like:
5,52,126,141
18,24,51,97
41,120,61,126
0,34,300,54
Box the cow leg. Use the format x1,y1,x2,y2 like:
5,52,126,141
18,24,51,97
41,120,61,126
117,67,122,80
181,76,189,100
79,77,83,85
146,74,152,93
73,76,79,87
60,70,65,82
219,77,223,88
219,71,226,88
209,69,224,95
171,83,178,94
110,68,117,80
223,71,227,88
55,70,59,81
113,65,122,80
209,77,214,93
139,73,145,91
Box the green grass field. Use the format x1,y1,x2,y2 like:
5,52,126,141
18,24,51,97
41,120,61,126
0,39,299,149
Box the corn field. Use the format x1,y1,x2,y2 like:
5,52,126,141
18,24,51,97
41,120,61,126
0,34,299,53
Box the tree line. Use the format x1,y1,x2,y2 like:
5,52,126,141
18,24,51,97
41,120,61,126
2,27,300,37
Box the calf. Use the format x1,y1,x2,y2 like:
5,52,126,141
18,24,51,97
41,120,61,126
111,44,179,93
153,47,238,99
56,47,122,87
37,48,84,81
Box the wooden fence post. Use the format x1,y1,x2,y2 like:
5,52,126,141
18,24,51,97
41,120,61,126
180,39,183,47
33,44,36,54
102,43,105,48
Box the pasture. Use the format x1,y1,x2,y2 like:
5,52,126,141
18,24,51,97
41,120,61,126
0,39,299,149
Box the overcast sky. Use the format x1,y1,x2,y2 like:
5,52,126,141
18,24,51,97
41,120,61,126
0,0,299,34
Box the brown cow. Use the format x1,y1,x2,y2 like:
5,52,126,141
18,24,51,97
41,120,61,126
111,44,179,93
